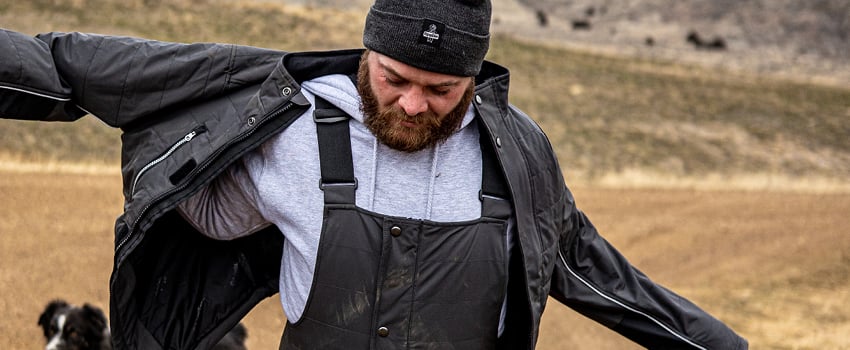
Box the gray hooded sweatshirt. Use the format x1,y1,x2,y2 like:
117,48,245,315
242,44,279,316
178,74,514,330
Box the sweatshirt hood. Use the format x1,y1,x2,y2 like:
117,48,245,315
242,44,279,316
300,74,476,130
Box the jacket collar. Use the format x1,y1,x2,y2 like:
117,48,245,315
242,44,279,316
279,49,512,104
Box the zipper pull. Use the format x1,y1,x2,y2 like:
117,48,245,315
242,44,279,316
183,125,208,142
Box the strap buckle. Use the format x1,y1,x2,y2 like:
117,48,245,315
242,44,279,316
479,189,507,202
319,177,358,191
313,107,349,124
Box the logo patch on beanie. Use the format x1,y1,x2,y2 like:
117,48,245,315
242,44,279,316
419,20,445,48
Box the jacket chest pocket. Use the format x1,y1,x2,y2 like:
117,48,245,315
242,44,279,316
129,125,208,196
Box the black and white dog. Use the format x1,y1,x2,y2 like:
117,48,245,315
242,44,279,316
38,299,248,350
37,300,111,350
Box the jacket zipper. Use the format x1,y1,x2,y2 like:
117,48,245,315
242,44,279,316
115,102,297,264
130,125,208,195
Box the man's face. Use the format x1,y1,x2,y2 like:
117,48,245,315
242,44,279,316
357,51,474,153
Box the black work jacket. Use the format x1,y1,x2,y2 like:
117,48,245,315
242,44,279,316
0,30,747,350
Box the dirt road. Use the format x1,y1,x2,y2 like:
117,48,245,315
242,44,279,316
2,171,848,349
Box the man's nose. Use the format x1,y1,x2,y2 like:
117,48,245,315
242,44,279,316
398,88,428,116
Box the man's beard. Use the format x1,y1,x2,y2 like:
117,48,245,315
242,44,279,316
357,53,475,153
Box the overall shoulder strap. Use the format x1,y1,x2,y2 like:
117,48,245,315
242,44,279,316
477,117,512,219
314,95,356,205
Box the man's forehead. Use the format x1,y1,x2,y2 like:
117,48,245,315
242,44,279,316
372,52,467,86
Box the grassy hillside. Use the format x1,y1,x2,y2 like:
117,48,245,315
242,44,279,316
1,0,849,191
514,0,850,75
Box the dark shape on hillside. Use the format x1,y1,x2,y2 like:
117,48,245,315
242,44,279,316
536,9,548,27
572,19,592,30
686,30,727,51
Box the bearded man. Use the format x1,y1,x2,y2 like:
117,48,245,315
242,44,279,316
0,0,747,349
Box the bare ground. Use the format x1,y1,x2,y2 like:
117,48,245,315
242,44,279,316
2,169,849,349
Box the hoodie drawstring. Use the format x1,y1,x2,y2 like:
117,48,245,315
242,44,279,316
368,137,378,211
425,143,440,220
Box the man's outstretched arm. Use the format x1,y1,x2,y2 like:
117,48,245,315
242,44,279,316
0,29,283,127
549,198,748,349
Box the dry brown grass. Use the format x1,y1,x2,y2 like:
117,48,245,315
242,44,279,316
557,187,850,349
2,170,849,349
0,172,119,349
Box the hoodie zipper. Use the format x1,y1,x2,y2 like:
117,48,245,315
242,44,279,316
115,102,298,264
130,125,208,195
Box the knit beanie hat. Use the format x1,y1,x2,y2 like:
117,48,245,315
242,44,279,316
363,0,492,77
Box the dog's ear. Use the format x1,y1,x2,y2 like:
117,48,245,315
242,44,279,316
81,303,109,331
38,299,69,336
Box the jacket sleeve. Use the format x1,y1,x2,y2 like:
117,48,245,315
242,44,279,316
0,29,86,122
548,199,748,349
0,29,283,127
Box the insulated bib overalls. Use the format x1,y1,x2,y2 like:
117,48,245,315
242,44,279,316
279,97,512,349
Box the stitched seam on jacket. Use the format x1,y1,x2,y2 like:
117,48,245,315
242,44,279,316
224,45,236,90
5,31,23,82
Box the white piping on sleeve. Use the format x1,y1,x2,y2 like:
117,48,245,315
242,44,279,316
557,250,707,350
0,86,105,121
0,85,71,101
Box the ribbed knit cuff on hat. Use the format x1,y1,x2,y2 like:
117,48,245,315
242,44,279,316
363,4,490,77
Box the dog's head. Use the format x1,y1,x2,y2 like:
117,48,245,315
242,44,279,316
38,299,111,350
